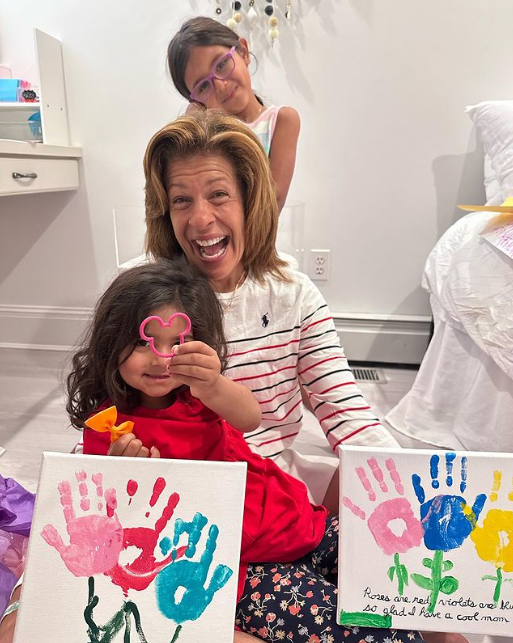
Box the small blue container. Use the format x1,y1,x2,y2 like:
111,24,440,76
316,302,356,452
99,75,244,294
0,79,20,102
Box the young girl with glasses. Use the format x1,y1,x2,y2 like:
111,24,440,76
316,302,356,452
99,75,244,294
167,16,300,212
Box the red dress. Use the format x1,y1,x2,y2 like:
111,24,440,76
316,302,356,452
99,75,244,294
82,394,328,600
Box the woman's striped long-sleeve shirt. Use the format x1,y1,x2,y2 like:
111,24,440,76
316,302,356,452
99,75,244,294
217,270,399,462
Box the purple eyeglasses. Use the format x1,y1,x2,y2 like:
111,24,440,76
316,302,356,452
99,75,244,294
189,46,237,103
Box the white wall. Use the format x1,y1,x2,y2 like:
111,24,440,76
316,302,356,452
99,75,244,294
0,0,512,353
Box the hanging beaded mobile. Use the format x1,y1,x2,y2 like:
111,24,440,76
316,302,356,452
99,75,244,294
246,0,258,48
265,0,279,45
247,0,258,27
214,0,222,15
285,0,292,21
228,1,243,30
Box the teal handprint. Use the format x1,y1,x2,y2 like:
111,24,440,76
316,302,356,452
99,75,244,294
155,514,233,639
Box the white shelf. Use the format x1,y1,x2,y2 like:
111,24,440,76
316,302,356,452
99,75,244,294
0,138,81,158
0,102,40,110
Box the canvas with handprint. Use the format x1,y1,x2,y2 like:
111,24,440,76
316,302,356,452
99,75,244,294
14,452,246,642
338,446,513,636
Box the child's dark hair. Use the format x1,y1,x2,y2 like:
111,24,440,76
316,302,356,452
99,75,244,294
66,258,227,429
167,16,263,105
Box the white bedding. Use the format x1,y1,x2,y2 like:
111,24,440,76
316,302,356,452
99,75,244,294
387,210,513,452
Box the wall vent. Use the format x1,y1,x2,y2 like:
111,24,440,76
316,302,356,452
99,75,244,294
352,367,385,383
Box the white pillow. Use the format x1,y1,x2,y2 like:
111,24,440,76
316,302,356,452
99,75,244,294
466,100,513,202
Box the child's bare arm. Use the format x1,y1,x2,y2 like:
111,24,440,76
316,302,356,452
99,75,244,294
198,374,261,432
169,341,261,432
269,107,300,212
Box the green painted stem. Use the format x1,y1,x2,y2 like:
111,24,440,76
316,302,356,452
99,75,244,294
394,553,405,595
493,567,503,605
85,576,101,642
170,624,183,643
428,550,443,613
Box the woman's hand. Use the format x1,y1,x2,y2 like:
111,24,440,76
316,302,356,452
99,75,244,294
167,341,222,402
108,433,160,458
186,101,205,114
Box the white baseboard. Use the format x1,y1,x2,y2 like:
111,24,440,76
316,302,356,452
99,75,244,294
333,312,431,365
0,305,431,365
0,304,92,351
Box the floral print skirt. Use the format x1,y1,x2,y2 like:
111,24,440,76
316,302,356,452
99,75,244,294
236,516,424,643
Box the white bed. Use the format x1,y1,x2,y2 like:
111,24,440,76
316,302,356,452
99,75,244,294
386,208,513,452
386,101,513,453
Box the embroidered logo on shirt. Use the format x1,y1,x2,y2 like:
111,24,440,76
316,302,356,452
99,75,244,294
261,313,270,328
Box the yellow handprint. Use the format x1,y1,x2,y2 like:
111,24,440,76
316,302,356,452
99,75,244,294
471,469,513,605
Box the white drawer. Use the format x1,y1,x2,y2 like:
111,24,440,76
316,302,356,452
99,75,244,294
0,156,79,196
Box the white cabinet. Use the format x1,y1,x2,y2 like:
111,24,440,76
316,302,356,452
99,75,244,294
0,29,82,197
0,147,80,196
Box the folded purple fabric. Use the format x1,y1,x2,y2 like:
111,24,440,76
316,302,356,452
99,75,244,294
0,473,35,616
0,473,35,537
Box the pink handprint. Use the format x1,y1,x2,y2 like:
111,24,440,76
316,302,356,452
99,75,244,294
107,477,185,595
41,471,122,577
342,457,423,595
343,457,423,555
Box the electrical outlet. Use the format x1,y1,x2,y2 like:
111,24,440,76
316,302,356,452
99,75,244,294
308,249,330,281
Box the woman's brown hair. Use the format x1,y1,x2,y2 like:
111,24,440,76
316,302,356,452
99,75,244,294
144,110,288,283
66,258,227,428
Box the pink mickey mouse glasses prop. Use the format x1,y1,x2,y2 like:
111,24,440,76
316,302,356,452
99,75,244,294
139,313,192,359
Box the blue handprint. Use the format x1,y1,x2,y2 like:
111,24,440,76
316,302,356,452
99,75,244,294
410,453,487,612
155,513,233,636
413,453,486,551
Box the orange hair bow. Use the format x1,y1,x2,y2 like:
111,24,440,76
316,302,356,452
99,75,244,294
84,406,134,444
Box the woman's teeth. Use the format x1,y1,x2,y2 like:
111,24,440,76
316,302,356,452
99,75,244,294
196,236,225,247
195,236,228,258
